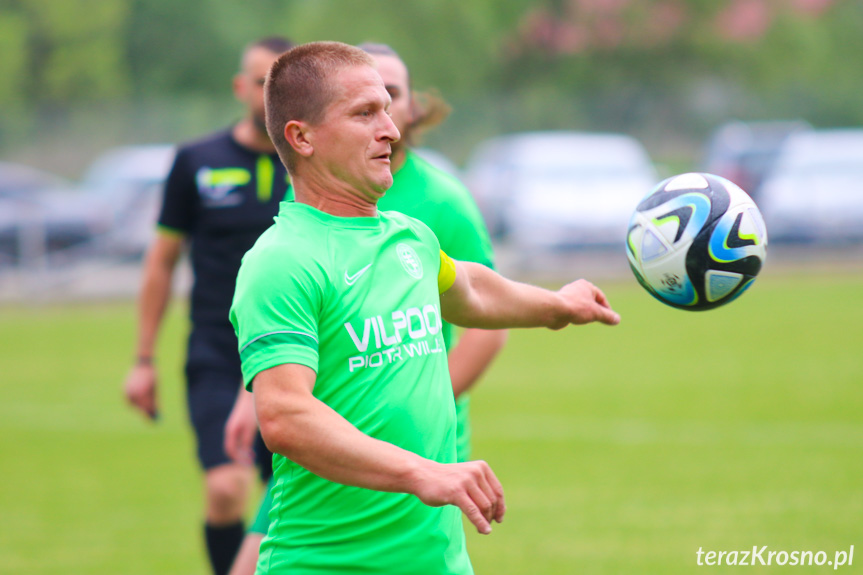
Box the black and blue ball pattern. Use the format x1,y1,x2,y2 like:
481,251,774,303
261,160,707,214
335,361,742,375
626,173,768,311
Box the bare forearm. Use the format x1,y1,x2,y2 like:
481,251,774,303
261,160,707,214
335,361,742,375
441,261,620,330
224,386,258,464
135,238,182,357
448,328,508,398
124,236,182,420
254,363,506,533
441,262,565,329
136,266,172,356
256,369,427,494
259,393,429,493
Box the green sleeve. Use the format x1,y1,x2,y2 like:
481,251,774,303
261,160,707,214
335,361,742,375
230,242,325,389
434,188,496,269
248,477,275,535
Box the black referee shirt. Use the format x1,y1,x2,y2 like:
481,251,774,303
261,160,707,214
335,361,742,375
158,128,292,328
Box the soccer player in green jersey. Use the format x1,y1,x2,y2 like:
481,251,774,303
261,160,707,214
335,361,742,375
230,41,619,574
225,44,508,575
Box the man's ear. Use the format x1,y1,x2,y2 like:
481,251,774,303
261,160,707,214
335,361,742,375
285,120,314,158
232,73,245,102
409,92,419,124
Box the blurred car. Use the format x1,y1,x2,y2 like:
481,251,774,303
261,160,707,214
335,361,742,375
0,161,70,199
758,128,863,243
0,162,67,258
702,119,811,198
463,131,657,248
0,162,107,265
77,144,176,256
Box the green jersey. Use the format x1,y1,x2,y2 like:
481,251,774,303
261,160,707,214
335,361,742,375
231,202,472,574
379,150,495,461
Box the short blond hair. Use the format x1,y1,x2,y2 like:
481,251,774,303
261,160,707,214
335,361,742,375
265,41,374,173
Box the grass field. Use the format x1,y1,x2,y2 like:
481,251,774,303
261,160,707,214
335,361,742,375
2,267,862,574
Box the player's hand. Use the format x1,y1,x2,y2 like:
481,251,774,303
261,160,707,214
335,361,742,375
124,364,159,421
411,460,505,535
554,279,621,328
224,389,257,466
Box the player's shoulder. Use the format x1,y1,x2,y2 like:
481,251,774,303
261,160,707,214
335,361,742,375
254,204,322,250
406,151,471,199
379,208,431,233
240,213,327,281
407,150,468,189
379,209,440,250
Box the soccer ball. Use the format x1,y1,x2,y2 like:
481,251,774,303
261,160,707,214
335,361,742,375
626,173,767,311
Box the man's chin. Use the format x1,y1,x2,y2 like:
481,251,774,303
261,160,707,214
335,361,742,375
373,174,394,196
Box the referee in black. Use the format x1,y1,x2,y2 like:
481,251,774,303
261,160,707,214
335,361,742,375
123,36,293,575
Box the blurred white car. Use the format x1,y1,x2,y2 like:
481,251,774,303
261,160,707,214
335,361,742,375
464,131,657,248
702,119,811,199
0,162,105,265
758,129,863,243
0,161,70,199
78,144,176,256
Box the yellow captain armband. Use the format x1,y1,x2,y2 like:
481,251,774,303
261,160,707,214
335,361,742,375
438,250,457,294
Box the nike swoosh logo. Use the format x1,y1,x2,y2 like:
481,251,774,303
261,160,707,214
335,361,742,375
344,263,372,286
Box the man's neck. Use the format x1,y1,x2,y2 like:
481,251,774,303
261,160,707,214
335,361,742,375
291,174,380,219
232,119,275,154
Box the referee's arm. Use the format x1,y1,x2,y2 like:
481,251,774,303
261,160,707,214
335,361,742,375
123,231,184,419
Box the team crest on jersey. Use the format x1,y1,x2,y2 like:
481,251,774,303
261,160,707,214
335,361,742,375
196,167,250,207
396,243,423,279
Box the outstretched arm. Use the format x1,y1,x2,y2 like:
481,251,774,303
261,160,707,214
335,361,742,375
254,363,506,534
439,260,620,330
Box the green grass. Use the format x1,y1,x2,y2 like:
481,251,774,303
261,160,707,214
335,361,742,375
2,270,862,574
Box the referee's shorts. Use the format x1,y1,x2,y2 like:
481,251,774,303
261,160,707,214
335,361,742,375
185,326,272,480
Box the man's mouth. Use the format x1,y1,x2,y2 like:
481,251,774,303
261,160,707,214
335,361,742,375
372,147,392,162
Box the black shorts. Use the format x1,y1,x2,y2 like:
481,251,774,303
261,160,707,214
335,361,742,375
185,326,272,479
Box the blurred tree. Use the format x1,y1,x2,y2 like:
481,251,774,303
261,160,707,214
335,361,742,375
2,0,862,164
0,9,28,109
125,0,234,96
0,0,130,149
125,0,299,97
745,2,863,126
487,0,861,141
0,8,28,145
17,0,131,103
278,0,526,98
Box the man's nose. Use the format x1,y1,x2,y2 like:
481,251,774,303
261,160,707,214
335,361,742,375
380,113,400,143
